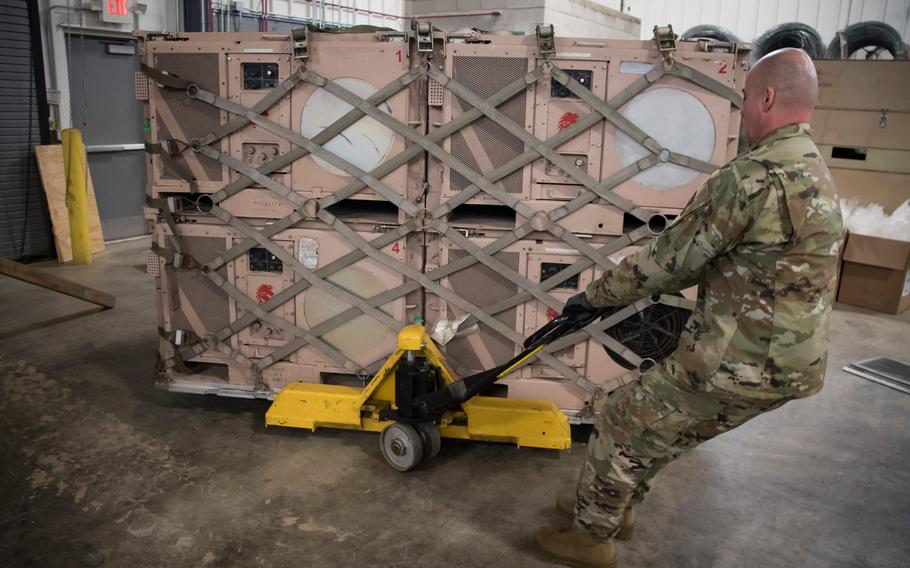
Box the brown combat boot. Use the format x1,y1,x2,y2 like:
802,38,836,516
535,526,618,568
556,493,635,540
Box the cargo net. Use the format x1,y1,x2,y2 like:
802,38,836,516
145,29,743,409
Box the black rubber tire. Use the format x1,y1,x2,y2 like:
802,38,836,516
680,24,740,44
415,422,442,461
825,21,908,59
753,22,825,61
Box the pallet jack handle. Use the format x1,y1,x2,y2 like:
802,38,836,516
414,306,606,415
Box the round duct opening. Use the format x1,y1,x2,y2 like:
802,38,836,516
614,87,716,189
299,77,396,177
303,265,391,356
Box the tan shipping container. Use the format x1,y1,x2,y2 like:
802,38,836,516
140,25,748,422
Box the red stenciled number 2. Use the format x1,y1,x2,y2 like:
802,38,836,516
718,64,728,74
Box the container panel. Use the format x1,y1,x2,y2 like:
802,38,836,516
142,30,746,420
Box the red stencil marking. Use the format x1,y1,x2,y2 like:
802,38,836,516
557,112,579,131
255,284,275,304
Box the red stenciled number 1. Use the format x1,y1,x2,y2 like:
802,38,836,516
396,49,402,63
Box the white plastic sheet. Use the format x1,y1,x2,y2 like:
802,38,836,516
430,314,477,345
840,199,910,242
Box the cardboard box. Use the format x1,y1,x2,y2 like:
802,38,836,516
811,61,910,215
837,232,910,314
815,60,910,113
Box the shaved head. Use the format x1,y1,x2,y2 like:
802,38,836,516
750,48,819,109
742,48,819,145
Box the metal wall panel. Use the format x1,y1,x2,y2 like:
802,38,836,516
216,0,405,30
631,0,910,43
0,0,53,260
68,36,148,240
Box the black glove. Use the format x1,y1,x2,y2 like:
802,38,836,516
563,291,595,315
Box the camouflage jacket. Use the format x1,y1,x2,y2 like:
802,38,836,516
587,123,843,401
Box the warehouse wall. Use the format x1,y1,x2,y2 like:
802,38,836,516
41,1,407,132
211,0,405,32
628,0,910,43
0,0,54,260
404,0,545,34
403,0,640,37
268,0,404,29
543,0,640,38
39,0,179,132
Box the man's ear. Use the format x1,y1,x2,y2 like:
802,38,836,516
762,86,776,112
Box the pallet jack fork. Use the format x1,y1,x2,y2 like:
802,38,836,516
266,309,606,471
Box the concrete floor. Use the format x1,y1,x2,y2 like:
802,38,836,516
1,238,908,568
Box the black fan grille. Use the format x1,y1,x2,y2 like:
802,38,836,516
601,302,691,370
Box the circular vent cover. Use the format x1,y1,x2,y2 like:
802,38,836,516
303,265,389,356
614,87,716,189
299,77,395,177
600,301,692,369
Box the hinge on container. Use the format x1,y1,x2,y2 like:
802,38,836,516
696,39,735,53
427,79,444,107
413,20,433,52
160,139,179,158
448,30,483,43
292,27,309,60
134,71,148,100
171,329,186,346
146,250,161,277
165,196,180,214
536,23,556,56
374,224,398,234
454,227,482,238
146,32,187,42
653,25,677,62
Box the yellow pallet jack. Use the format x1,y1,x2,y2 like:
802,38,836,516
266,307,607,471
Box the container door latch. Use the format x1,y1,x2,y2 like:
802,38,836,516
536,23,556,57
413,20,433,53
292,27,309,60
653,25,677,63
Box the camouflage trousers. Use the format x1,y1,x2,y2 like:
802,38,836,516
574,366,788,538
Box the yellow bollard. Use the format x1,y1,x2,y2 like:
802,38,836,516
61,128,92,265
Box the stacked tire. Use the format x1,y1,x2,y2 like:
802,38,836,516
825,21,908,60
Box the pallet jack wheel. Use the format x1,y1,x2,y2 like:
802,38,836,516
415,422,441,461
380,423,424,472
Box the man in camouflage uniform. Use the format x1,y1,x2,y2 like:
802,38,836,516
536,48,843,568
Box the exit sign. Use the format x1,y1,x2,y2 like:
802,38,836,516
101,0,132,23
